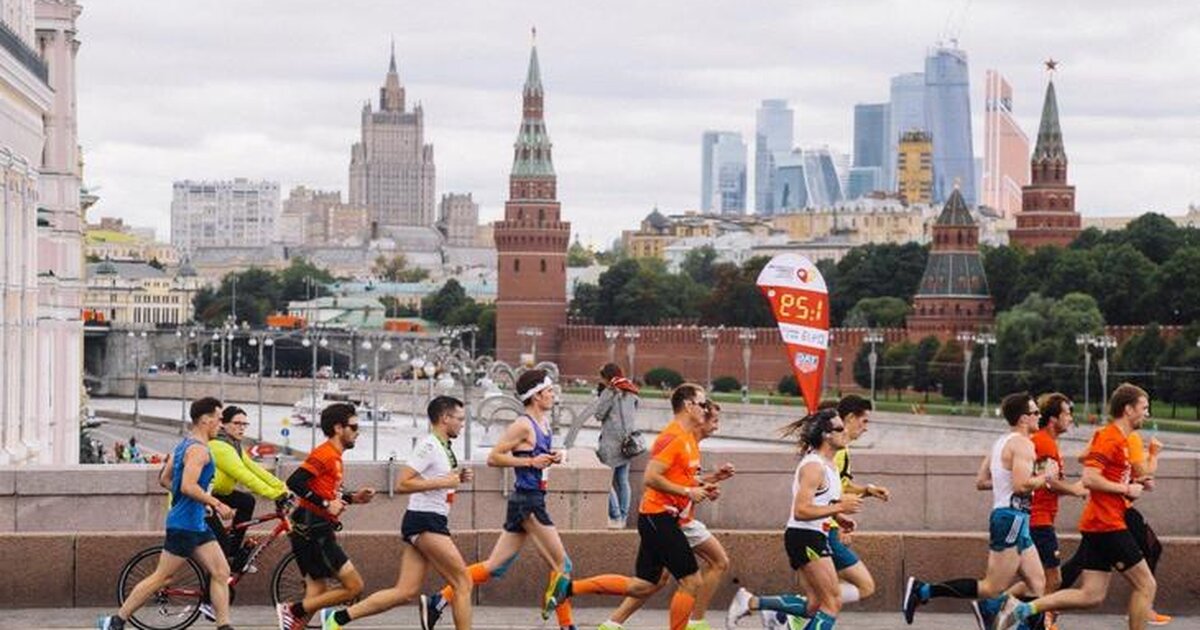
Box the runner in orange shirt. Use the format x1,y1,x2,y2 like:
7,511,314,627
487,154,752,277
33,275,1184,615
997,383,1157,630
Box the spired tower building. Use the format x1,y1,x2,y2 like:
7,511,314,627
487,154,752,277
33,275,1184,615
909,188,994,338
494,35,570,365
348,45,436,235
1009,66,1081,249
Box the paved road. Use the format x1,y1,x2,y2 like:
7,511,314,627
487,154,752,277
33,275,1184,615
10,606,1196,629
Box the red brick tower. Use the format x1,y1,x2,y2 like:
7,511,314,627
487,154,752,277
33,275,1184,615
1009,68,1081,249
909,188,994,339
494,34,570,364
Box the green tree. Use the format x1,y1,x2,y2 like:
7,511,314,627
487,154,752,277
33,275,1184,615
1044,249,1097,298
567,239,595,267
911,336,942,400
1152,246,1200,325
1115,323,1165,384
932,338,965,402
422,279,469,323
1117,213,1188,265
711,375,741,393
827,242,928,326
1011,246,1061,307
1088,244,1158,325
981,245,1024,312
699,257,774,327
196,267,280,326
882,341,916,399
372,254,430,282
681,245,718,286
777,374,800,396
278,258,335,303
845,296,911,328
644,367,684,389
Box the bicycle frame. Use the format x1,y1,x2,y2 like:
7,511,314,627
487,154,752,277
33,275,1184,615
227,505,292,587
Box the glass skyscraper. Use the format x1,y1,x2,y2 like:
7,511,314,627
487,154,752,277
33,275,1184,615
924,45,975,206
887,72,927,191
754,99,794,215
771,148,843,211
851,102,889,199
701,131,747,214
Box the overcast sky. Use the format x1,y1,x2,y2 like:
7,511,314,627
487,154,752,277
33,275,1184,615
76,1,1200,247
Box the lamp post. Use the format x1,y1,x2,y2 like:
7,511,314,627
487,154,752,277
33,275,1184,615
1094,335,1117,412
957,331,976,409
624,328,641,384
175,327,196,434
604,327,621,364
127,330,147,427
1075,334,1094,419
977,333,997,417
835,356,844,397
701,328,719,391
302,333,329,449
362,337,393,460
863,330,884,402
247,334,274,443
738,328,756,402
517,326,543,364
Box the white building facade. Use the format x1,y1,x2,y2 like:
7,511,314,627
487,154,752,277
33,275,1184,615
171,178,280,252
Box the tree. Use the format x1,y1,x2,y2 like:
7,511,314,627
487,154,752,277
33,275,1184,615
1117,213,1188,265
1152,246,1200,325
278,258,335,303
932,339,964,403
567,239,595,267
1088,244,1158,325
1115,323,1165,383
699,257,774,327
981,245,1024,312
845,296,910,328
911,336,942,400
372,254,429,282
1044,249,1097,298
681,245,718,286
644,367,683,389
882,341,916,399
196,267,280,326
422,279,470,323
711,376,741,393
827,242,928,326
777,374,800,396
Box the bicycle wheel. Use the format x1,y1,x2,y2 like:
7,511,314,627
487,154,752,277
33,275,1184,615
270,551,345,630
117,545,206,630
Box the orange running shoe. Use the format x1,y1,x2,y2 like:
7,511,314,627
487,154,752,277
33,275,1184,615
1148,611,1173,626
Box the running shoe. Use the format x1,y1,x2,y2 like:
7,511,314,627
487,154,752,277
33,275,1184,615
901,577,925,625
276,602,304,630
96,616,125,630
1044,611,1059,630
1149,611,1173,626
970,595,1003,630
320,608,342,630
725,586,753,628
597,623,624,630
993,597,1026,630
199,603,216,622
419,593,444,630
759,610,787,630
685,620,713,630
542,571,572,619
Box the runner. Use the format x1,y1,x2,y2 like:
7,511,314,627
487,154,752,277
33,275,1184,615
275,403,377,630
595,401,736,630
996,383,1157,630
98,397,237,630
321,396,474,630
419,369,599,630
725,408,863,630
902,392,1056,628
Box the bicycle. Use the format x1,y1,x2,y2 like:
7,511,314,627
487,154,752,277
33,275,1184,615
116,499,340,630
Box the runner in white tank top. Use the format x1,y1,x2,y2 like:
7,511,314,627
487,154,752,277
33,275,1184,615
787,452,842,531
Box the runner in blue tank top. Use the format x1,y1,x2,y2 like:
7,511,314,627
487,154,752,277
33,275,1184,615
98,397,237,630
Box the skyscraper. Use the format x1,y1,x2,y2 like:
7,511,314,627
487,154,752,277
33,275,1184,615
924,45,976,205
771,148,843,211
887,72,927,191
848,102,888,199
897,131,933,205
1009,71,1081,249
348,45,436,234
701,131,747,214
494,35,570,364
982,70,1030,217
754,99,794,215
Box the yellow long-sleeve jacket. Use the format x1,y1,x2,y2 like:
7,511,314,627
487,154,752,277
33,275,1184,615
208,430,287,500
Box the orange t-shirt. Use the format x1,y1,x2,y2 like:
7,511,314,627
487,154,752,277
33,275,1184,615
1029,426,1064,528
297,441,344,521
1078,423,1131,533
639,420,700,517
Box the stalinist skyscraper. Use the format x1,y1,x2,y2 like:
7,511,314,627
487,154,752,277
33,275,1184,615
349,45,436,234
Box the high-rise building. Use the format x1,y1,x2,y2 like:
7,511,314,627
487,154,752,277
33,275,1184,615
909,188,993,339
754,99,794,215
494,36,570,365
438,193,479,247
887,72,927,191
853,103,890,170
771,148,844,211
1009,73,1081,249
701,131,747,214
897,131,933,205
982,70,1030,217
924,45,976,205
348,46,436,234
171,179,281,252
846,167,883,200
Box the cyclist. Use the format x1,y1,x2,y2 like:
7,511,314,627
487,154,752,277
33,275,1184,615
206,406,289,571
98,397,236,630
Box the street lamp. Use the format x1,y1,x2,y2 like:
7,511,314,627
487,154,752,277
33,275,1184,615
1094,335,1117,413
604,327,621,364
977,333,997,417
302,333,329,449
738,328,757,402
127,330,148,427
247,334,274,443
361,337,394,460
863,330,885,402
625,328,642,384
835,356,844,397
517,326,544,364
1075,334,1095,419
175,327,197,434
957,331,977,409
701,328,720,391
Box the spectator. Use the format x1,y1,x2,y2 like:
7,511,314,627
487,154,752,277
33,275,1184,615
595,362,642,529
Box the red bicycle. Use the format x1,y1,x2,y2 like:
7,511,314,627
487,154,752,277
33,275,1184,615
116,500,339,630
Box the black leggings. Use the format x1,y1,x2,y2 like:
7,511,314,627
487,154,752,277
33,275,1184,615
204,489,256,557
1060,507,1161,588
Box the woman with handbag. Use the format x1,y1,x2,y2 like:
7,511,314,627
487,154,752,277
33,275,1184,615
595,362,645,529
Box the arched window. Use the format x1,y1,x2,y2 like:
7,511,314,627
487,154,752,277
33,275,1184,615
514,259,520,273
540,259,547,273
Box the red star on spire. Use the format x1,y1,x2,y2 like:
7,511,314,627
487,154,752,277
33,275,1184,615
1044,58,1059,73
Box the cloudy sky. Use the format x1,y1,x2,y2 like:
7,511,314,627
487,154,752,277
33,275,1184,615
76,1,1200,247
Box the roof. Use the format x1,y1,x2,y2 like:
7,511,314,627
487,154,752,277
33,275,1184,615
934,189,976,227
86,261,167,280
1032,80,1067,163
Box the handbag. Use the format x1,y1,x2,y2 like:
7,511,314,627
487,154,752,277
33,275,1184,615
616,392,647,459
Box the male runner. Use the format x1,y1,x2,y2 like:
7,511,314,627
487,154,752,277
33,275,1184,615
98,397,237,630
1124,425,1170,625
322,396,474,630
276,403,376,630
1002,384,1159,629
726,408,864,630
595,401,736,630
207,406,289,567
902,392,1056,627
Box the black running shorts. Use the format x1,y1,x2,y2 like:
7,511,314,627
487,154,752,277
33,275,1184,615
635,513,699,582
1076,530,1144,573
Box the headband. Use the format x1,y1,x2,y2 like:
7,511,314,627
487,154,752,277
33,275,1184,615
519,376,555,402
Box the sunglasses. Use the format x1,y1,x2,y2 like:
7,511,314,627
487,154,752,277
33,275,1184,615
830,426,846,433
230,421,250,427
346,424,360,432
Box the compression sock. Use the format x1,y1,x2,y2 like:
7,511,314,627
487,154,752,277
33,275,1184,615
555,599,574,627
439,562,491,606
757,594,810,617
570,575,632,596
802,610,836,630
669,591,696,630
333,610,352,625
926,578,979,600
